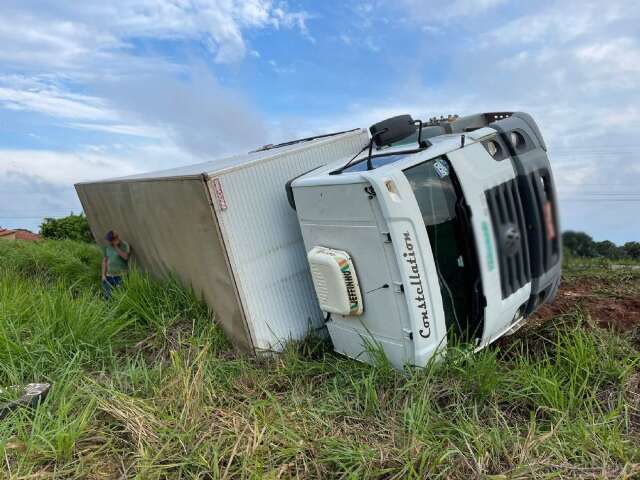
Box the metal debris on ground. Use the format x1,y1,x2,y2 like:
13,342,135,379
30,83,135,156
0,383,51,420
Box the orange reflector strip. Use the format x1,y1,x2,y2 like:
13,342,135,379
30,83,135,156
543,201,556,240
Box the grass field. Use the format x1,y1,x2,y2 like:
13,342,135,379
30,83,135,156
1,240,639,479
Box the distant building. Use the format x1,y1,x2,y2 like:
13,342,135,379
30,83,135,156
0,228,41,241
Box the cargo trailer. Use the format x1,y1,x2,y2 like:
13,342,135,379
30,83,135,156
76,129,370,353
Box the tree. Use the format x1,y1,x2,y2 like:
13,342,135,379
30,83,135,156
40,213,93,243
562,230,597,258
623,241,640,260
595,240,623,260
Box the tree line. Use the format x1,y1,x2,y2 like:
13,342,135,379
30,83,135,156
563,231,640,260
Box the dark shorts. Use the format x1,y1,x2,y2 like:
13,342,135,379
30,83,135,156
102,275,123,299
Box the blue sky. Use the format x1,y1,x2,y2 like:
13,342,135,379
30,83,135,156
0,0,638,243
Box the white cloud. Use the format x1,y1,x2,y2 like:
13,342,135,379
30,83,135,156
486,10,595,46
0,149,138,186
435,0,507,18
91,66,270,157
0,76,168,141
0,138,207,232
268,59,297,75
397,0,506,22
576,38,640,71
0,85,115,121
0,1,295,158
1,0,310,66
340,34,352,46
484,0,634,47
0,172,83,231
0,11,124,69
67,123,166,138
498,51,530,70
0,137,204,228
575,37,640,89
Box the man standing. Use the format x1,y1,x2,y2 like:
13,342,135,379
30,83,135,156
102,230,130,299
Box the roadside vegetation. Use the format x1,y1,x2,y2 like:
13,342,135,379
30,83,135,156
562,231,640,262
1,240,639,478
39,213,93,243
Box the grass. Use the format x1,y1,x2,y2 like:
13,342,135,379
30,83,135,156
563,254,640,271
0,240,639,478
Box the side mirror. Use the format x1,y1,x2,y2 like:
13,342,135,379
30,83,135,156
370,114,415,148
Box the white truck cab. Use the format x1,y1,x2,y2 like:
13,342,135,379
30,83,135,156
287,112,561,368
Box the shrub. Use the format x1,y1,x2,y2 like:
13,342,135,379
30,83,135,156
623,241,640,260
40,213,93,243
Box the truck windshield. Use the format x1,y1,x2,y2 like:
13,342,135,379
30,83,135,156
403,157,483,342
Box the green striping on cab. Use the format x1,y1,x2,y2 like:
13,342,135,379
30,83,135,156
481,221,496,272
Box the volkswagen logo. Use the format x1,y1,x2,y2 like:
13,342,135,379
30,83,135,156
502,224,521,256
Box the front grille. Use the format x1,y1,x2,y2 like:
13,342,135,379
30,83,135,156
486,180,531,298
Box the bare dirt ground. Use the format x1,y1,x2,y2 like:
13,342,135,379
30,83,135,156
534,271,640,331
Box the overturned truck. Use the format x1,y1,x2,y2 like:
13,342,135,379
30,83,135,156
76,112,561,368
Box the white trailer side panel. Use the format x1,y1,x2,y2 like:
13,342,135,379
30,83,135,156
209,131,370,350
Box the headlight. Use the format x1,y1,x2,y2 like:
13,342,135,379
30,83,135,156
486,140,499,157
510,131,525,149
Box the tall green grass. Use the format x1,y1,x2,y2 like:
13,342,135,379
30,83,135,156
0,240,639,478
0,240,101,291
